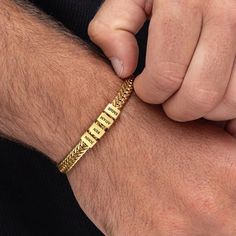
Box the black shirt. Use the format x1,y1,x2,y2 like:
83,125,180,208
0,1,148,235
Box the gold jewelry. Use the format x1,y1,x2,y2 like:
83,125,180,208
57,77,134,174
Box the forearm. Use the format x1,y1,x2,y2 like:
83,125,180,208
0,0,122,162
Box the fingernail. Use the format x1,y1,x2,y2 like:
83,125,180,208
110,57,123,77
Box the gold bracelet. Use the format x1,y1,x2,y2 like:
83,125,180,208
57,77,134,174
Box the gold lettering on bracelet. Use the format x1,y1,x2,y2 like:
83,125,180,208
88,123,105,139
104,103,120,120
97,112,114,129
81,132,97,148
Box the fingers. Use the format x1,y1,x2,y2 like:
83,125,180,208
163,17,236,121
204,60,236,121
88,0,148,78
134,0,202,103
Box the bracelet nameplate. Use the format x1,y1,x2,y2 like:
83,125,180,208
81,132,97,148
97,112,114,129
104,104,120,120
88,123,105,140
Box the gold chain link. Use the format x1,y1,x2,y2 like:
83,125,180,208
112,77,134,109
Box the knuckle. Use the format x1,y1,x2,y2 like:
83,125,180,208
88,19,107,43
187,87,221,111
153,74,182,93
88,19,96,36
148,62,186,93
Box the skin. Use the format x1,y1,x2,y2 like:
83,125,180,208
1,0,236,235
88,0,236,131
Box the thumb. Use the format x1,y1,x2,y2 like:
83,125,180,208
88,0,148,78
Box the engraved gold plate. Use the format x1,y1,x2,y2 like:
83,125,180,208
88,122,105,139
81,132,97,148
97,112,114,129
104,103,120,120
57,77,134,174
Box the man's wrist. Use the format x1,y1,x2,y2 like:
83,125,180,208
0,0,123,163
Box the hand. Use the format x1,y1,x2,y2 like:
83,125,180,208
88,0,236,124
69,95,236,235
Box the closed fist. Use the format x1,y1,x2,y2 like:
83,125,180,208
88,0,236,128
